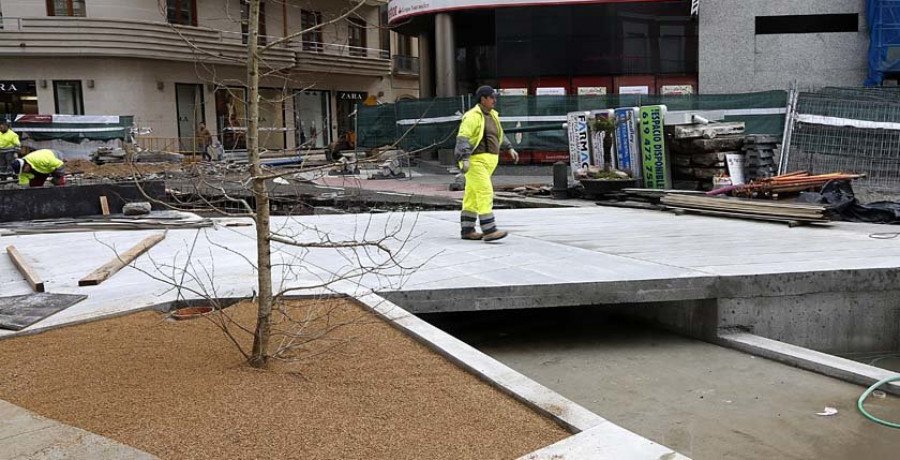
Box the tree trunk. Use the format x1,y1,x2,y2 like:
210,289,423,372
246,0,273,369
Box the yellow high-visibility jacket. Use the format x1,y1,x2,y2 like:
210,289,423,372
19,149,64,185
454,106,511,162
0,130,20,148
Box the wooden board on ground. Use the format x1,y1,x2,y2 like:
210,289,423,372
78,233,166,286
99,196,110,216
668,207,828,227
5,246,44,293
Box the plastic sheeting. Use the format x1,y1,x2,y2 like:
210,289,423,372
799,180,900,224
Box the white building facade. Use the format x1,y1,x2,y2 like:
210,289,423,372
0,0,419,153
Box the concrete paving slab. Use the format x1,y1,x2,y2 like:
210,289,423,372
0,400,156,459
0,207,898,337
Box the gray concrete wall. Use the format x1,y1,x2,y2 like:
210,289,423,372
718,292,900,354
700,0,869,93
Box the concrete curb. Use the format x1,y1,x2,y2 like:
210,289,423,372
355,293,688,459
718,331,900,395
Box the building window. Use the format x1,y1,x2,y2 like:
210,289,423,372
379,6,391,59
259,88,286,152
166,0,197,26
301,10,323,52
756,14,859,35
294,90,331,149
215,87,247,151
241,0,267,45
46,0,86,17
349,18,367,57
397,34,413,57
53,81,84,115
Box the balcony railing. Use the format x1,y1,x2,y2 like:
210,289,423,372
392,55,420,75
0,17,391,76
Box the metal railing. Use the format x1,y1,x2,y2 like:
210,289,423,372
392,55,419,74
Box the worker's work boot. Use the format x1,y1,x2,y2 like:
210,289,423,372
461,232,483,241
483,230,508,242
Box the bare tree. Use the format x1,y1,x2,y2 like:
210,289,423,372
103,1,444,368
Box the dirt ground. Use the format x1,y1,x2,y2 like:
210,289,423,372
0,300,567,459
66,159,182,178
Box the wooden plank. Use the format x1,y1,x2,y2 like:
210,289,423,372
78,233,165,286
6,245,45,293
668,207,827,226
99,196,110,216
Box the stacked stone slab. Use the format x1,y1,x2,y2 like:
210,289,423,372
668,122,746,190
743,135,780,181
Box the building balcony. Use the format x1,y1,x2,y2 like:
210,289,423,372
392,55,419,76
290,42,391,77
0,17,390,76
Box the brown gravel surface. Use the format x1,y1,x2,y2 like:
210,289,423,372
0,300,568,459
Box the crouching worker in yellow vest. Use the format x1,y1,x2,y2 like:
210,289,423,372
11,149,67,187
455,86,519,242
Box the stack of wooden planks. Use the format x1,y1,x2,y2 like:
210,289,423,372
661,194,830,226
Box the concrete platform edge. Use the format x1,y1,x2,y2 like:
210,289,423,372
718,331,900,395
355,293,689,460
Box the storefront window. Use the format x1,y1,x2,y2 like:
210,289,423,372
336,91,367,144
215,87,246,150
294,90,331,149
0,81,39,115
259,88,285,152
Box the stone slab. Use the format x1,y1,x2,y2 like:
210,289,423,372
0,400,157,459
718,332,900,395
0,207,897,337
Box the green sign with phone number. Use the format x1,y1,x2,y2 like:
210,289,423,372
640,105,670,189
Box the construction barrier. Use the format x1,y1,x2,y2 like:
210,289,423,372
358,91,788,163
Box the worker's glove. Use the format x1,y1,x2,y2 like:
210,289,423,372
509,149,520,164
461,160,470,173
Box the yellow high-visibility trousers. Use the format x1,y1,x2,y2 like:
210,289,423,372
461,153,499,235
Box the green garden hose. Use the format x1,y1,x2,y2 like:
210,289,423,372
858,376,900,429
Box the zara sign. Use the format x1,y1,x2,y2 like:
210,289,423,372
0,81,34,94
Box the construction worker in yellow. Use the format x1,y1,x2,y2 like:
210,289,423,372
0,119,21,173
11,149,67,187
455,86,519,242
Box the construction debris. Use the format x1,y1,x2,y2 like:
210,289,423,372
0,211,212,236
123,202,152,216
710,172,866,198
669,122,749,191
91,147,183,165
743,135,780,181
672,122,745,140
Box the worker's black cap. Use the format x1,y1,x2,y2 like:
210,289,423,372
475,85,497,100
0,119,9,126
